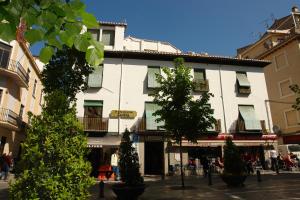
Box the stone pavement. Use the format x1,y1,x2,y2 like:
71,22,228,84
2,171,300,199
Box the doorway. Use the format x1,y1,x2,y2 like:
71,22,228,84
144,141,164,175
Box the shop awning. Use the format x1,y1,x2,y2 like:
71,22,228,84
238,105,261,130
84,100,103,107
236,73,250,87
87,136,121,148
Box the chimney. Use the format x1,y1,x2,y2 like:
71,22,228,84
292,6,299,13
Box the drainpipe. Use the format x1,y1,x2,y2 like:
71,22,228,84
264,100,271,133
118,52,124,135
218,65,227,133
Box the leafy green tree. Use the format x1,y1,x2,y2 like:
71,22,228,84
290,84,300,110
9,91,95,199
118,129,143,186
0,0,103,65
152,58,216,187
41,46,93,102
223,137,244,175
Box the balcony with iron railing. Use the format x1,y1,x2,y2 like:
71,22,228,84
0,108,20,131
0,59,29,88
78,117,109,132
136,117,221,134
235,119,267,134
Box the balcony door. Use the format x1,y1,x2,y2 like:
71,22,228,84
83,100,103,131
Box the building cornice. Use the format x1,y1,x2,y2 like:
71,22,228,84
18,41,42,79
104,50,271,67
257,33,300,59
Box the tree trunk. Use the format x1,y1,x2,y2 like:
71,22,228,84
179,139,185,188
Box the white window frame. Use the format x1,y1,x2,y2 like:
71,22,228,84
274,51,289,72
278,78,294,98
283,109,300,128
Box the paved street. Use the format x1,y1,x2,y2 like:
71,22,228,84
2,172,300,199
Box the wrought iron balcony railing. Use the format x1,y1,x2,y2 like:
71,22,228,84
78,117,109,132
0,59,29,87
0,108,20,130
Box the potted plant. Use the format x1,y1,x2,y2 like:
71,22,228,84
220,137,247,187
112,129,145,200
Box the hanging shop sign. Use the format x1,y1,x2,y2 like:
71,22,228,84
110,110,137,119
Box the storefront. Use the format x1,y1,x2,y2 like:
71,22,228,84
87,136,121,177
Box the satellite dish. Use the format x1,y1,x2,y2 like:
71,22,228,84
272,125,281,135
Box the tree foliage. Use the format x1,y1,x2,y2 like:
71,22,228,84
41,46,93,102
9,91,95,199
152,57,216,187
118,129,143,186
0,0,103,65
290,84,300,110
223,137,245,175
152,58,216,143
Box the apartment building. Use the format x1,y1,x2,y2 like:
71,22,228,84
77,21,275,176
237,6,300,144
0,39,43,159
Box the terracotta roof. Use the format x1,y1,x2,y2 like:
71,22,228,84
98,21,127,27
236,43,254,55
104,50,270,67
269,15,293,30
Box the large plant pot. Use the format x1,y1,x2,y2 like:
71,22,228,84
112,183,146,200
220,174,247,187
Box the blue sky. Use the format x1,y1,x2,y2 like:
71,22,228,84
32,0,299,56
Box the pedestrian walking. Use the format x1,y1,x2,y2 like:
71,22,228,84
270,149,278,173
111,150,120,181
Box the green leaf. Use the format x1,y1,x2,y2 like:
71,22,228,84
40,0,51,9
64,22,82,35
40,46,54,63
25,29,44,44
80,11,98,28
89,39,103,52
47,33,62,49
74,34,89,52
59,30,74,47
0,22,16,42
85,47,103,66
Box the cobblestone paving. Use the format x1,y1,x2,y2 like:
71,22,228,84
2,171,300,200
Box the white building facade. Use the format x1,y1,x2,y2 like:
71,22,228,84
76,22,276,176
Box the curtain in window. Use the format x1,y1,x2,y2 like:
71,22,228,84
102,30,115,46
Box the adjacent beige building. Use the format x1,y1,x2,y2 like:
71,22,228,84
237,6,300,144
0,39,43,158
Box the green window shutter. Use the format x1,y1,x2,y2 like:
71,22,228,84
88,65,103,88
84,100,103,107
102,30,115,46
194,70,205,81
145,102,164,130
238,105,261,130
147,67,160,88
236,72,250,87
